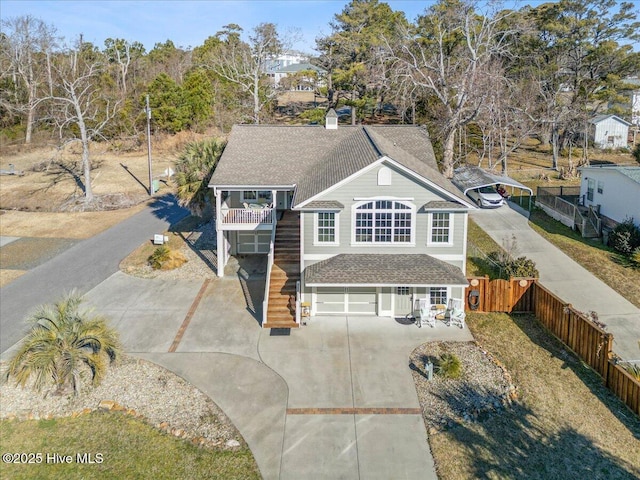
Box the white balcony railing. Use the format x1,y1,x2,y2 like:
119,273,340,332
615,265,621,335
220,207,274,225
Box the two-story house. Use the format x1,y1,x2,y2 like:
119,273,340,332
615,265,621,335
209,111,475,328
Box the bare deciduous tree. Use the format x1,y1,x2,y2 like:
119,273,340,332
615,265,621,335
386,0,513,178
1,15,58,143
202,23,288,124
49,41,119,202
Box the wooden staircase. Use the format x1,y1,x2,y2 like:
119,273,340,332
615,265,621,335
264,211,301,328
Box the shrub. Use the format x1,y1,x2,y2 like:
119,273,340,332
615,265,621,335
436,353,462,379
148,246,187,270
504,256,539,278
631,144,640,164
632,248,640,268
622,363,640,380
608,218,640,256
148,246,171,269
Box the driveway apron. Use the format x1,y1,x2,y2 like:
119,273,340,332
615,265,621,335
471,204,640,361
73,269,475,479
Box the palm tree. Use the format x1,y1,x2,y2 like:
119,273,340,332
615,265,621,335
5,293,121,396
174,138,226,216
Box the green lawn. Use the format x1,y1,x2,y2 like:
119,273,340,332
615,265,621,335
528,209,640,308
466,219,504,278
0,411,260,480
428,312,640,480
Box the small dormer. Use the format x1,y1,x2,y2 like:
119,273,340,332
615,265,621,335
325,109,338,130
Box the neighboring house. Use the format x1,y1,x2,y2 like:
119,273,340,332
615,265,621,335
264,51,309,75
621,76,640,126
273,62,326,90
590,115,631,149
578,165,640,229
209,111,475,328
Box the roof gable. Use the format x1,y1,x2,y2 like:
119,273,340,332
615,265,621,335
578,165,640,185
590,114,632,126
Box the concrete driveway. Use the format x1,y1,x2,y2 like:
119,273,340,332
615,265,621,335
471,203,640,361
76,270,473,480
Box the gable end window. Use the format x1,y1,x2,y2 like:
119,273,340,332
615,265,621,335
428,212,453,245
315,212,338,245
353,200,415,244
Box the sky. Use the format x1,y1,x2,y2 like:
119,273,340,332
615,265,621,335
1,0,556,54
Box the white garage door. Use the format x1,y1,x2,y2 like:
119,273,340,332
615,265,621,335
316,288,345,313
347,288,377,314
237,232,271,254
315,288,377,314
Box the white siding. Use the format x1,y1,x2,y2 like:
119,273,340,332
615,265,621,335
301,162,467,261
580,168,640,226
592,118,629,148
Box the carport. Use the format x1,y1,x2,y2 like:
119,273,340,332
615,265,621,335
452,165,533,211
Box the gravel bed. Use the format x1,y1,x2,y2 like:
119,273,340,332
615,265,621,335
410,341,516,433
0,355,245,450
122,221,219,280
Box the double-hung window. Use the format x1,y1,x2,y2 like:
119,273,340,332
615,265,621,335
428,212,452,245
353,200,414,244
429,287,448,305
315,212,338,245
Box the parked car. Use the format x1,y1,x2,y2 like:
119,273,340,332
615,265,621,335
466,186,505,208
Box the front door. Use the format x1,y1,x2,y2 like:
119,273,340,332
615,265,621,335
394,286,413,316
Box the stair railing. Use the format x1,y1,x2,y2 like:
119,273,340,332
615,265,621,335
262,224,277,327
295,280,301,325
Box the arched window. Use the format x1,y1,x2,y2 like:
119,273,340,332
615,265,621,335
377,167,392,186
353,200,414,244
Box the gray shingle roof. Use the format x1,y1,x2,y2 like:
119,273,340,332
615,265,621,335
302,200,345,210
209,124,471,206
304,254,469,286
423,201,466,210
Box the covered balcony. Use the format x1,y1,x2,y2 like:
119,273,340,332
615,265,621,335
219,205,275,229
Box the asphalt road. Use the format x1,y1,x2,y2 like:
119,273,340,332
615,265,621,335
0,194,188,354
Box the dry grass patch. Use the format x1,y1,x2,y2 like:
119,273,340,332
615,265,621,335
119,213,214,278
428,312,640,480
0,269,26,287
528,210,640,308
0,205,148,238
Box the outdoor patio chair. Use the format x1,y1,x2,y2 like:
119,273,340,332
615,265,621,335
417,298,436,328
446,298,466,328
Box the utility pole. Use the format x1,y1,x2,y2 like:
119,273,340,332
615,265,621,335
146,94,153,195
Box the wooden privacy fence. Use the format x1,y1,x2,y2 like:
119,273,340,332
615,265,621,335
465,276,640,415
465,276,535,313
532,283,639,416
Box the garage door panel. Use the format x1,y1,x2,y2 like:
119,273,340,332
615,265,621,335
347,288,376,314
316,288,345,314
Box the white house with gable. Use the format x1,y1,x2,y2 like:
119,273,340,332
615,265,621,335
578,165,640,228
590,115,631,149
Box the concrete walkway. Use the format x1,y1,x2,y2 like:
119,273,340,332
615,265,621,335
74,271,474,479
471,203,640,361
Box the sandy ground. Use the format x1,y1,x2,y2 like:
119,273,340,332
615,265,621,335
0,135,205,286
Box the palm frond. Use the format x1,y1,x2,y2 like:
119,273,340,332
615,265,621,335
5,293,121,395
